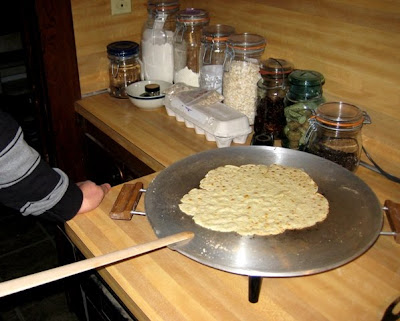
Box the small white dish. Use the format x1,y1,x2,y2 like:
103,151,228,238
126,80,172,110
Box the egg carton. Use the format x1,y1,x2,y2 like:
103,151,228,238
164,93,252,148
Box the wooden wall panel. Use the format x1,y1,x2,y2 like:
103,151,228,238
71,0,400,175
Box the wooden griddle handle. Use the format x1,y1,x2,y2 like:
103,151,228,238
384,200,400,243
0,231,194,298
110,182,143,220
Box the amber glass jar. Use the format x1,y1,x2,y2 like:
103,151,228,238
302,102,371,171
107,41,141,99
253,58,293,143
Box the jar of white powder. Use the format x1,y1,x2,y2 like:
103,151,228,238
199,24,235,94
223,33,266,125
141,0,180,83
174,8,210,87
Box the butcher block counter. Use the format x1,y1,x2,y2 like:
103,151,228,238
69,93,400,321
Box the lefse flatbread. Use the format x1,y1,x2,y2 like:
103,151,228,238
179,164,329,236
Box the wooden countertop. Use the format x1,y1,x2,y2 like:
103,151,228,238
70,94,400,321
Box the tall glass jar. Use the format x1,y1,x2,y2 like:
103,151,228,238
253,58,293,144
302,102,371,172
174,8,210,87
107,41,142,99
223,33,267,125
282,70,325,149
141,0,179,83
199,24,235,94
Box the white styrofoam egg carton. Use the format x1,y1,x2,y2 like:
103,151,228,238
165,94,252,148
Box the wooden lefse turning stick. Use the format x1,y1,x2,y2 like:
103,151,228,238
0,231,194,298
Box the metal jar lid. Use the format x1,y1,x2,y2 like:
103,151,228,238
107,41,139,58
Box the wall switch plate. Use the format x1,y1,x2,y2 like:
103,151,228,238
111,0,131,15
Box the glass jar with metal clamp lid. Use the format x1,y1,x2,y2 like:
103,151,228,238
107,41,142,99
252,58,293,145
199,24,235,94
141,0,179,83
301,101,371,172
223,33,267,125
282,69,325,149
173,8,210,86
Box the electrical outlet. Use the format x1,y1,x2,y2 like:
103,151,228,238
111,0,131,15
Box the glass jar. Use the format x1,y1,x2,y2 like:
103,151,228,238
107,41,142,99
253,58,293,144
174,8,210,86
199,24,235,94
302,102,371,172
282,70,325,149
141,0,179,83
223,33,267,125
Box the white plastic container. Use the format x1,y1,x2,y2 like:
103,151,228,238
165,89,252,147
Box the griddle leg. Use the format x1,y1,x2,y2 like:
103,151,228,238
248,276,262,303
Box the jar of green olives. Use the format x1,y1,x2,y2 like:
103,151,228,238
282,70,325,149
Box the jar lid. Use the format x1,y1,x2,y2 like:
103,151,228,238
315,102,365,128
227,33,266,53
107,41,139,57
177,8,209,23
147,0,179,13
259,58,293,77
288,70,325,87
202,24,235,42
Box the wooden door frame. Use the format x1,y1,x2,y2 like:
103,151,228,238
22,0,84,181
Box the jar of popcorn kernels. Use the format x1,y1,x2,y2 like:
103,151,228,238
223,33,266,125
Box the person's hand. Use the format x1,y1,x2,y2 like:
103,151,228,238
76,181,111,214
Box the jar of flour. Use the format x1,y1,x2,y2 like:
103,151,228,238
141,0,180,83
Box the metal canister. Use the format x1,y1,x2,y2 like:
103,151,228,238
107,41,142,99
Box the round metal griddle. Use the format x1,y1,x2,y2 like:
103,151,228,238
144,146,383,277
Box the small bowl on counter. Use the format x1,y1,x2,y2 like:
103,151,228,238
126,80,172,110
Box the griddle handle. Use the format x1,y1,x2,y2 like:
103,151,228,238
384,200,400,243
248,276,262,303
109,182,143,220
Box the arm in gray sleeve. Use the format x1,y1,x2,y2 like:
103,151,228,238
0,111,83,222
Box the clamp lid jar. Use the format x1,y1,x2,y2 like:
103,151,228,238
199,24,235,93
253,58,293,142
141,0,180,83
282,69,325,149
223,33,267,125
107,41,142,99
173,8,210,86
302,101,371,171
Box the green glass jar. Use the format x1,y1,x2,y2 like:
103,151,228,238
282,70,325,149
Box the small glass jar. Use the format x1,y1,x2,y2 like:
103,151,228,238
199,24,235,93
173,8,210,86
282,70,325,149
141,0,179,83
253,58,293,143
302,102,371,172
223,33,267,125
107,41,142,99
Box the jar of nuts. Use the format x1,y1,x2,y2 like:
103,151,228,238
282,70,325,149
223,33,266,125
